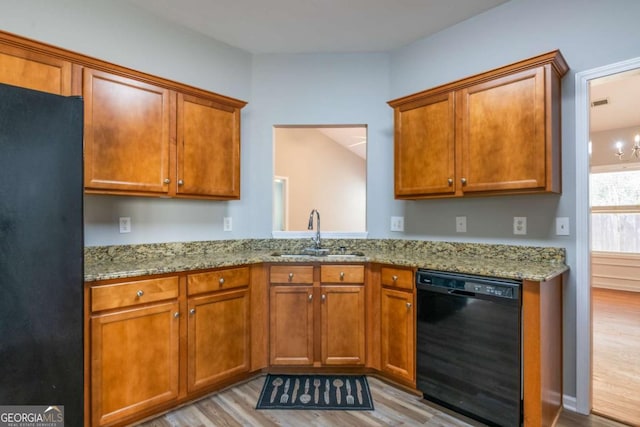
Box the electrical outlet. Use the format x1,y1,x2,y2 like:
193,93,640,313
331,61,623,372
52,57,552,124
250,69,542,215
390,216,404,232
456,216,467,233
223,216,232,232
513,217,527,235
119,217,131,233
556,217,570,235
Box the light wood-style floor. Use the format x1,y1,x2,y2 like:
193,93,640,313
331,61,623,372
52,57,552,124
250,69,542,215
136,376,628,427
592,288,640,426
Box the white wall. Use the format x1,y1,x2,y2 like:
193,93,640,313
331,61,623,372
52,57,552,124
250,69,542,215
4,0,640,402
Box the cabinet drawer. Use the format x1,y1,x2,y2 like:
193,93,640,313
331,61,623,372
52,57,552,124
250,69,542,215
381,267,414,290
270,266,314,284
188,267,249,296
321,265,364,284
91,276,179,312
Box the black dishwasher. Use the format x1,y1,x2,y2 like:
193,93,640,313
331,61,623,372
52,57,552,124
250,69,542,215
416,269,522,427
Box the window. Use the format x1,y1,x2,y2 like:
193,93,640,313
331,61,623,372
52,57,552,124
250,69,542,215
590,169,640,252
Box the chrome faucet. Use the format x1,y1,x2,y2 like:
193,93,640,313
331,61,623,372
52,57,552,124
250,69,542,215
308,209,321,249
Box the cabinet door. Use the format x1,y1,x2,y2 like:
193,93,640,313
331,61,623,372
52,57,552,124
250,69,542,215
321,285,365,365
0,42,71,95
394,92,455,198
177,93,240,198
381,288,415,383
91,301,179,427
187,289,250,393
459,67,546,193
83,68,172,194
269,285,314,366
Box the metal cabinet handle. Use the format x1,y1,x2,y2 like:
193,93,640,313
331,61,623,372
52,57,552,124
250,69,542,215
289,272,294,281
178,179,184,186
322,294,326,302
339,272,345,280
406,302,412,309
219,277,225,285
392,275,398,282
448,178,453,186
189,308,196,315
174,312,180,318
136,290,144,297
308,294,313,302
164,178,170,184
461,177,467,185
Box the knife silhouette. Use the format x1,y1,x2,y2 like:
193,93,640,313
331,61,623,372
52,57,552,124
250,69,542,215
355,379,363,404
324,379,330,404
291,378,300,403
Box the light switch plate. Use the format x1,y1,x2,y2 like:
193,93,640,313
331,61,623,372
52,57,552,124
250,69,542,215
119,217,131,233
390,216,404,232
513,217,527,235
556,217,570,235
456,216,467,233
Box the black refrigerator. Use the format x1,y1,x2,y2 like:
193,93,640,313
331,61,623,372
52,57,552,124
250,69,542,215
0,83,83,426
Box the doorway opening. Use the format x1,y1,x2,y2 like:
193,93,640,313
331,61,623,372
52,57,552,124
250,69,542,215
577,61,640,425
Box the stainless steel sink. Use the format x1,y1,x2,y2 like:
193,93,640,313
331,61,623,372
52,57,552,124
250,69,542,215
270,251,364,258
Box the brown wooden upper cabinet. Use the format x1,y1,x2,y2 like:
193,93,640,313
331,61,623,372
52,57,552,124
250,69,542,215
80,68,246,200
0,40,72,95
388,50,568,199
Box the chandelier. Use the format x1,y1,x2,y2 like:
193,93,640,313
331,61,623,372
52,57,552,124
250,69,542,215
615,133,640,160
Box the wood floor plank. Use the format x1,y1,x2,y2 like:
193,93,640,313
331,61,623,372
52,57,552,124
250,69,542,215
592,288,640,426
137,375,629,427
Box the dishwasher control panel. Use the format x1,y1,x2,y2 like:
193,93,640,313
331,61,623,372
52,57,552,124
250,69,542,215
416,269,521,300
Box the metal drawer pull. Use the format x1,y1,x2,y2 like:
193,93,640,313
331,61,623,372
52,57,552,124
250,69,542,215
340,272,345,280
136,290,144,297
289,272,294,281
164,178,170,184
392,275,398,282
174,312,180,318
219,277,225,285
178,179,184,186
406,302,412,309
448,178,453,186
461,177,467,185
322,294,326,302
308,294,313,301
189,308,196,315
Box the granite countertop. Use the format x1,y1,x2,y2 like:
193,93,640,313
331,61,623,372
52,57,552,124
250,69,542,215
84,239,568,283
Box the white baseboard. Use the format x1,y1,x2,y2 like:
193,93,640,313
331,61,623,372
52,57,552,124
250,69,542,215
563,394,577,412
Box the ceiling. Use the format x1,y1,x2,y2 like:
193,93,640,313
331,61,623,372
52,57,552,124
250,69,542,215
590,69,640,133
126,0,509,54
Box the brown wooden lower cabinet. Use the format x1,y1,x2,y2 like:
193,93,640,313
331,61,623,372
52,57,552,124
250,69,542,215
187,288,250,393
87,267,251,427
380,287,415,384
90,300,180,427
86,262,563,427
269,264,366,367
269,285,315,366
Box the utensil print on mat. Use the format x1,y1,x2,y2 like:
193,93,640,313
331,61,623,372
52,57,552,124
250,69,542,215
333,379,344,404
313,378,321,403
355,379,363,405
324,379,330,404
299,378,311,404
345,379,354,405
280,378,291,403
270,377,283,403
291,378,300,403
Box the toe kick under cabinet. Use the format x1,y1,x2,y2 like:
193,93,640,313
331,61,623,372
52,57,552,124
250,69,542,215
85,266,251,427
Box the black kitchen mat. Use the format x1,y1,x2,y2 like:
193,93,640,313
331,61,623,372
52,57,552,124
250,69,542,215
256,374,374,410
